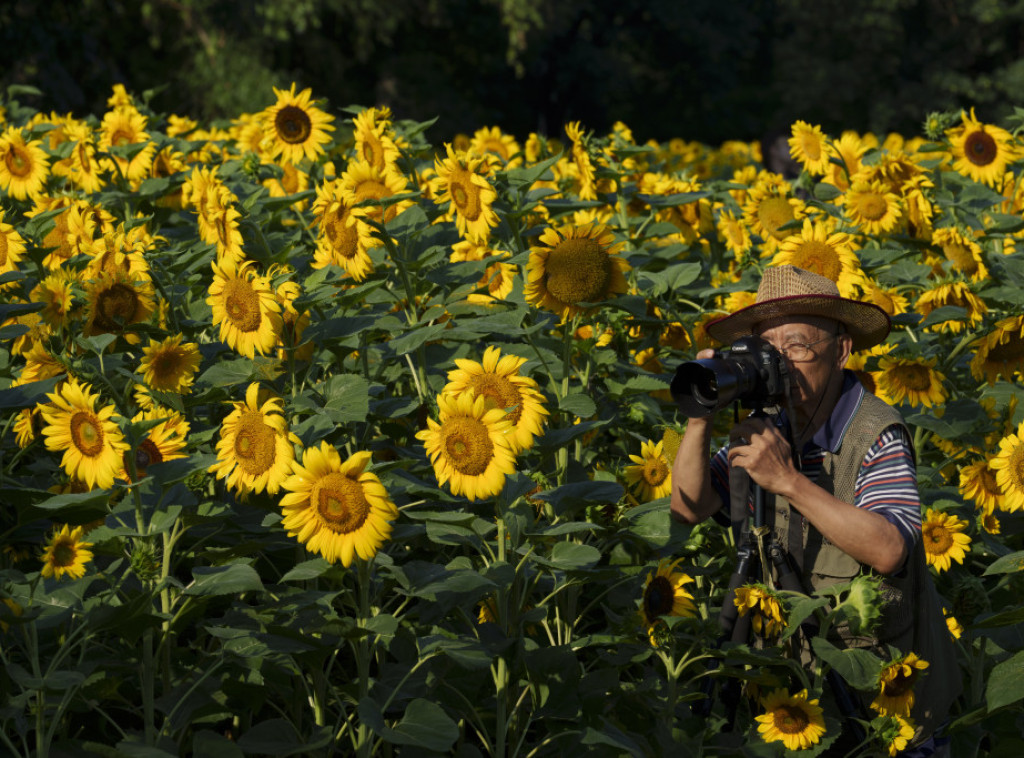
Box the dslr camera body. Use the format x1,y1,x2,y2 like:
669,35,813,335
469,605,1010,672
670,335,790,418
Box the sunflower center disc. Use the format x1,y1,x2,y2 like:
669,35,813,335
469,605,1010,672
276,106,312,144
315,473,371,534
442,417,494,476
469,375,522,424
544,238,612,305
644,576,673,618
644,457,668,486
857,193,888,221
70,412,105,457
965,131,997,166
757,197,795,239
451,178,481,220
924,524,953,553
895,365,932,391
326,210,360,259
95,283,139,331
136,439,162,473
987,337,1024,364
223,279,262,333
774,704,809,734
233,413,277,476
52,541,77,568
793,240,841,281
882,669,916,697
7,148,31,177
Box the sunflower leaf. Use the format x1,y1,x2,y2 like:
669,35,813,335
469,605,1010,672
986,650,1024,711
359,697,459,751
184,563,264,597
982,550,1024,576
810,637,881,690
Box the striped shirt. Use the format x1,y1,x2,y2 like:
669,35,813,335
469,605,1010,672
709,371,922,552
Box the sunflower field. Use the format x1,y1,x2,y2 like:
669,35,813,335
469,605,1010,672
1,81,1024,757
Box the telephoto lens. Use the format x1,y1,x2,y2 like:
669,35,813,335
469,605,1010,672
670,335,789,417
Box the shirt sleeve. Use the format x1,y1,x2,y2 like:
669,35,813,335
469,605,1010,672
854,424,921,550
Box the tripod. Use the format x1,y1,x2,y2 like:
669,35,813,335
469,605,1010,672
691,411,867,744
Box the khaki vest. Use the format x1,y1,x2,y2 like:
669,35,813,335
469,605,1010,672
738,392,961,742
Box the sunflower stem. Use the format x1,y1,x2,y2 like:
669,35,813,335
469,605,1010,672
355,558,373,758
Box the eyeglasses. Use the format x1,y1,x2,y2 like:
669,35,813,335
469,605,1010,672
774,335,837,362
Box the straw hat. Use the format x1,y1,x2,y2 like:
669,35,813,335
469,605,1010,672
706,266,890,351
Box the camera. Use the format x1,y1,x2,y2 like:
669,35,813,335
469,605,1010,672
670,335,790,417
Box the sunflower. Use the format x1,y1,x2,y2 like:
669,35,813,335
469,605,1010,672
928,226,987,281
39,378,129,490
861,281,910,318
98,107,156,186
871,652,929,718
565,121,598,200
0,126,50,200
352,107,401,173
921,508,971,572
915,281,987,334
40,524,94,581
875,356,947,408
442,346,548,454
734,583,787,638
1,595,23,632
877,714,917,757
262,83,335,164
755,689,827,751
788,120,832,175
311,179,371,280
715,210,752,257
209,382,297,495
959,457,1003,516
206,259,283,358
823,131,867,191
122,408,189,480
990,423,1024,512
434,143,500,242
771,218,864,297
741,175,806,253
416,391,517,502
947,108,1017,187
280,443,397,567
139,336,201,394
470,125,522,168
0,207,27,287
640,558,696,629
625,439,672,502
970,315,1024,385
842,178,903,235
14,407,38,448
944,609,964,641
524,222,629,321
83,268,156,344
30,270,77,327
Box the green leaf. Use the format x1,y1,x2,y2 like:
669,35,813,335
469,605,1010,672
559,392,597,418
185,564,264,597
323,373,371,423
281,558,332,582
0,376,61,408
192,732,246,758
198,357,257,387
986,650,1024,711
544,541,602,570
983,550,1024,576
813,182,842,201
361,697,459,751
505,151,563,189
32,488,112,514
533,480,624,510
387,322,450,356
811,637,881,690
971,606,1024,629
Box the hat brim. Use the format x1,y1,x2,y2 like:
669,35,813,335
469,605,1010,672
705,294,891,352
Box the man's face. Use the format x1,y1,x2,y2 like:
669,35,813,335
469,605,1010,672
755,315,851,410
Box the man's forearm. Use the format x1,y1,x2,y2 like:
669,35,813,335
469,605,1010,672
669,417,720,523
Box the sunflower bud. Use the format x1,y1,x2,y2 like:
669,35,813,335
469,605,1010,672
832,574,882,637
130,540,161,584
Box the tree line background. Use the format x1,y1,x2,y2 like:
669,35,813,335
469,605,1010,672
4,0,1024,145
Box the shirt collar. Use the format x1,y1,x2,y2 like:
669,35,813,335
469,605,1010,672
808,369,864,453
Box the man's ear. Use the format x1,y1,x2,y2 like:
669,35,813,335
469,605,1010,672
835,334,854,369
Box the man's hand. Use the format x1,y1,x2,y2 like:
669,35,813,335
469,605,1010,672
726,416,800,498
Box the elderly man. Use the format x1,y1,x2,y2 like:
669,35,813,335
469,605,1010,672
671,265,960,756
